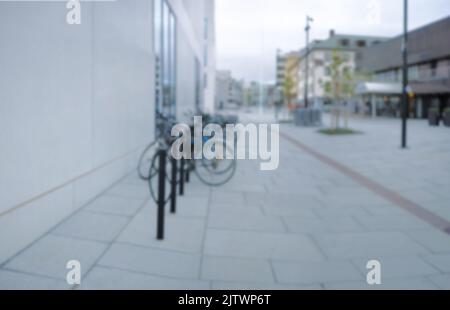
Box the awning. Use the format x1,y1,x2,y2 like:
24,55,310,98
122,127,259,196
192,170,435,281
356,81,450,96
355,82,402,95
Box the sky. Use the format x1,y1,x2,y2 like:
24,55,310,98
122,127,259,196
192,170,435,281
215,0,450,83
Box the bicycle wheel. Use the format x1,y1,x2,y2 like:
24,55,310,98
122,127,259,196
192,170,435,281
194,142,237,187
137,142,156,180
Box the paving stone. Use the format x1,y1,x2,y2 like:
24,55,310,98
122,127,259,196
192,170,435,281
82,266,210,290
314,231,430,259
5,235,107,280
354,214,432,231
362,204,411,216
246,193,323,210
176,196,209,218
209,191,245,204
421,254,450,273
0,269,68,290
121,174,145,186
99,243,201,279
352,256,440,279
85,195,145,216
262,205,319,218
407,229,450,253
107,183,149,199
324,277,439,290
428,274,450,289
219,183,267,193
117,207,204,253
398,189,442,206
208,206,285,232
272,260,364,285
204,229,324,261
212,281,321,290
313,206,371,218
52,211,129,243
320,192,388,207
428,208,450,222
283,217,365,234
201,256,274,283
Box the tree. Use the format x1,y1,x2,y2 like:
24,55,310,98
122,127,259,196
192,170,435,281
283,75,296,108
324,49,355,129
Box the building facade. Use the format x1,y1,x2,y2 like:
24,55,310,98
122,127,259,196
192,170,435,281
242,81,275,109
215,70,244,110
0,0,216,264
276,50,301,106
356,16,450,119
298,30,387,107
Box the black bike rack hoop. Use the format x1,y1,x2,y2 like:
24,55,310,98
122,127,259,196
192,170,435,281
156,148,167,240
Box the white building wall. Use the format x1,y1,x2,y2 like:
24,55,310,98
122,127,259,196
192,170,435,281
173,0,216,113
0,0,214,264
203,0,217,113
176,21,197,121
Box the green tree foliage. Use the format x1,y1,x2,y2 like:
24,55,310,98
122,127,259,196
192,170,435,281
324,49,354,103
283,75,295,106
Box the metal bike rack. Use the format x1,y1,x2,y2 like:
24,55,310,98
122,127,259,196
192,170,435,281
170,157,178,214
185,162,190,183
154,156,193,240
179,158,185,196
149,112,238,241
156,149,167,240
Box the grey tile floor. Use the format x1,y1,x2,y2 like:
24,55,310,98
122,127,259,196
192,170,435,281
1,115,450,290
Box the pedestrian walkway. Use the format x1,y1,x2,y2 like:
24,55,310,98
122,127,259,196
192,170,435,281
1,115,450,290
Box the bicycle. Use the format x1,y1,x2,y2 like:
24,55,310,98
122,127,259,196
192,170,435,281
138,112,237,204
186,115,237,187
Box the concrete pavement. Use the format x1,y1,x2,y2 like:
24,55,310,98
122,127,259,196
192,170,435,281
1,114,450,290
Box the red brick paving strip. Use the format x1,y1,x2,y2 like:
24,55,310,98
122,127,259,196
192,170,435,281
280,131,450,235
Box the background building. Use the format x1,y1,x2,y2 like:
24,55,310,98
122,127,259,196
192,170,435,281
0,0,216,264
242,81,276,109
276,50,301,106
298,30,387,107
356,16,450,118
215,70,244,110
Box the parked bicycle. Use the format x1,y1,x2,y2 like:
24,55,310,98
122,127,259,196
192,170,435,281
186,114,237,187
137,112,238,205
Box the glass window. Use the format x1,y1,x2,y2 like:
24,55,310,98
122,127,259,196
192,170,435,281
356,40,366,48
204,18,208,67
195,58,202,112
340,39,349,47
154,0,162,115
169,13,176,115
154,0,177,129
162,1,170,113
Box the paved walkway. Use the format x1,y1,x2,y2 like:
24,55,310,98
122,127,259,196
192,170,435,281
1,115,450,290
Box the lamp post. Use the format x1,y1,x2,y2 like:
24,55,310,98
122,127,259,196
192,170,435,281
401,0,408,148
304,15,313,108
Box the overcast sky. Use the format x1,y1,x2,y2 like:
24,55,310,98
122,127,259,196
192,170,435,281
215,0,450,83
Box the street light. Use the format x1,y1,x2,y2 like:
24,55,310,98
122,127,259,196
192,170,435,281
304,15,313,108
401,0,408,148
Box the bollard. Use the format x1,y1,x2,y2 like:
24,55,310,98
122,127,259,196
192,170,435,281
170,156,177,214
156,149,167,240
185,161,190,183
179,158,185,196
